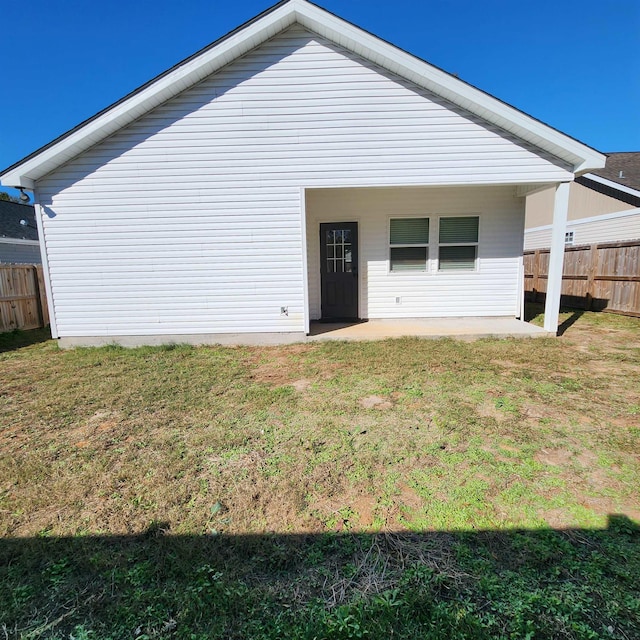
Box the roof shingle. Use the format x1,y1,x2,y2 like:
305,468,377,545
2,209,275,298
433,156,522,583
591,152,640,191
0,200,38,241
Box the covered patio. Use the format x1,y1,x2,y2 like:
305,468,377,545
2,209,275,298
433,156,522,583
308,317,550,342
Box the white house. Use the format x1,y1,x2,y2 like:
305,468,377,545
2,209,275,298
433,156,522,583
525,152,640,250
0,0,605,346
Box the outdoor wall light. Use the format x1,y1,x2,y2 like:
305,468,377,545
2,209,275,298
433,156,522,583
18,187,30,203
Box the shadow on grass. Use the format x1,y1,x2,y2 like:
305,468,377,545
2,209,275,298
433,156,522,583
1,516,638,639
557,309,585,336
524,301,545,323
524,303,586,336
0,327,51,353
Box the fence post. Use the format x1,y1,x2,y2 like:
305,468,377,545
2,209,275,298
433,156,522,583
32,266,44,328
532,250,541,302
585,244,598,311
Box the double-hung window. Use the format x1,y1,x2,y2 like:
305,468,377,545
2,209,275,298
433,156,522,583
389,218,429,272
438,216,479,271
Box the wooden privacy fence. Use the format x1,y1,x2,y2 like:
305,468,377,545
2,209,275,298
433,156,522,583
0,265,49,332
524,240,640,317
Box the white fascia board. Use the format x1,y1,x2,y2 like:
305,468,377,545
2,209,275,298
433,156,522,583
293,1,605,174
1,0,605,187
582,173,640,199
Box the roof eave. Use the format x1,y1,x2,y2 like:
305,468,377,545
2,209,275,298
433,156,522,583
0,0,300,188
294,1,605,174
1,0,606,188
582,173,640,199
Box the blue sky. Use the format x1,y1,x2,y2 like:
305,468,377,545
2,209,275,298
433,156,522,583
1,0,638,195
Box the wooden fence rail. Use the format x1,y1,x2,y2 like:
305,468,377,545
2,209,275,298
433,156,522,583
524,240,640,317
0,265,49,332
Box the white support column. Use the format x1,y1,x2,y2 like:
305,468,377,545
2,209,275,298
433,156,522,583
544,181,571,333
300,187,310,335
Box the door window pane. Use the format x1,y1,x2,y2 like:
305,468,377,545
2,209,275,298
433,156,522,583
325,227,353,274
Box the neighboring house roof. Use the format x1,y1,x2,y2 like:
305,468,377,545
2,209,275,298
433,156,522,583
591,152,640,191
0,200,38,241
576,152,640,208
0,0,604,189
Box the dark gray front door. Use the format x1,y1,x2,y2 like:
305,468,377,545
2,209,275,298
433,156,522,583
320,222,358,320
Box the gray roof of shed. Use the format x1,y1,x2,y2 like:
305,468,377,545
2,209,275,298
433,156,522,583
0,200,38,241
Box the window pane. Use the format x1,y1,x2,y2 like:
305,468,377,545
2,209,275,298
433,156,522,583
439,246,477,271
390,247,427,271
439,217,478,244
390,218,429,245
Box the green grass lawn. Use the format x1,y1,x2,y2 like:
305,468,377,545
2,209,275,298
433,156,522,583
1,308,639,639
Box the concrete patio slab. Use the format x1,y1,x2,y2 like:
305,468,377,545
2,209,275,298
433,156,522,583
308,317,552,342
58,318,550,348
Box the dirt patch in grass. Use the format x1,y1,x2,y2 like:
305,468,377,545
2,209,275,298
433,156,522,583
477,399,511,422
360,395,393,410
535,448,575,467
0,311,638,540
1,315,640,638
309,489,378,531
291,379,312,392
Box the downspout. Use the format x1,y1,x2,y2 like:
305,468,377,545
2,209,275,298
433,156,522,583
31,188,59,339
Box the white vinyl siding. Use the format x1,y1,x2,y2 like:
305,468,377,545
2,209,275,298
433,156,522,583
306,185,524,320
37,26,570,337
524,208,640,250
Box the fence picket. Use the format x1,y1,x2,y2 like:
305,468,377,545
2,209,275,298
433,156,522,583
0,265,49,332
524,240,640,317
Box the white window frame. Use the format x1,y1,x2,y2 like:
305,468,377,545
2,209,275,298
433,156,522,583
437,215,480,273
388,216,431,274
564,230,575,246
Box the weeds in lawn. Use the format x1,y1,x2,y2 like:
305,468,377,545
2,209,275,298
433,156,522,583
0,309,639,638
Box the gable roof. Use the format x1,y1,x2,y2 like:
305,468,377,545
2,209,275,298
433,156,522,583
0,201,38,241
0,0,605,189
591,152,640,191
576,152,640,208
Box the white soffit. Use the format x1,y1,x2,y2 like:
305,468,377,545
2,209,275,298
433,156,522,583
0,0,605,188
